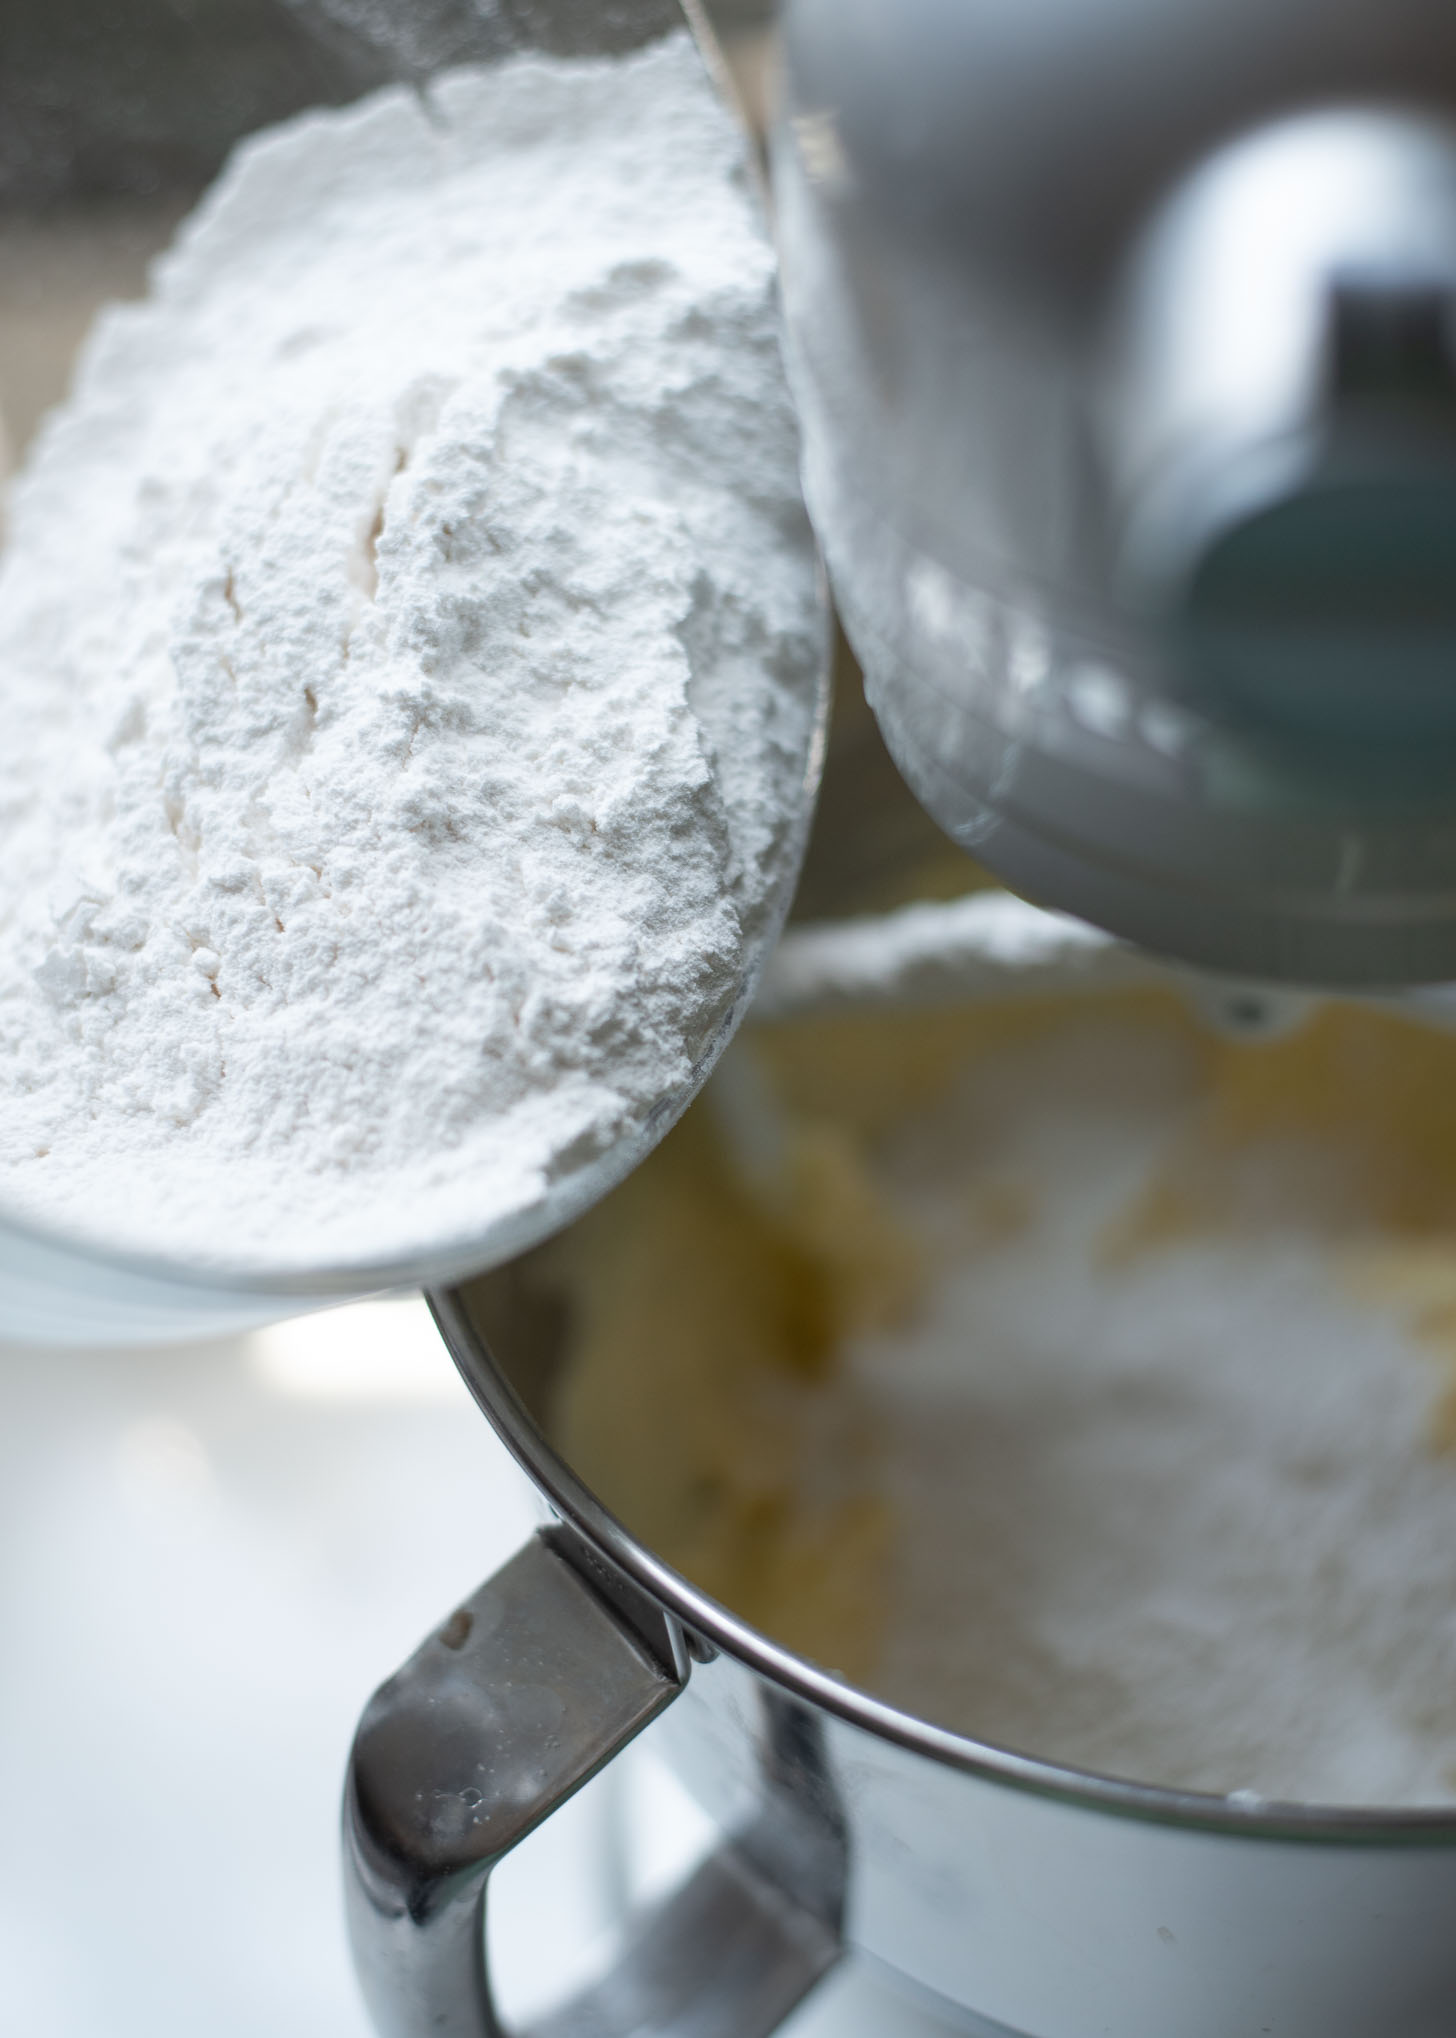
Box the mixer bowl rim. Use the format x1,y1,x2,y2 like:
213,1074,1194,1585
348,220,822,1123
429,1280,1456,1847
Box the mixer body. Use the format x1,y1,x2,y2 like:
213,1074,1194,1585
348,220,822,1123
776,0,1456,985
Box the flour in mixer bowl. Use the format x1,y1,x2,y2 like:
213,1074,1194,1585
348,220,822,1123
543,993,1456,1806
0,35,821,1271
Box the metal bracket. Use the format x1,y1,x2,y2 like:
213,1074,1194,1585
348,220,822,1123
344,1531,845,2038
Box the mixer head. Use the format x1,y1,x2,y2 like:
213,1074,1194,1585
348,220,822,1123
775,0,1456,988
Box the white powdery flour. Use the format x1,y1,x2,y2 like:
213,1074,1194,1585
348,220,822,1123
855,1012,1456,1805
0,37,820,1271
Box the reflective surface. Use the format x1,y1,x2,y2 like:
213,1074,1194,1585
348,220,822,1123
345,1533,846,2038
776,0,1456,985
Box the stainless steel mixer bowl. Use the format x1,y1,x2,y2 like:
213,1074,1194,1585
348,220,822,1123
0,0,828,1341
343,1244,1456,2038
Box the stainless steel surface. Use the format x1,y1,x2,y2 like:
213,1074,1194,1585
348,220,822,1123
775,0,1456,986
344,1530,845,2038
0,0,830,1341
371,1280,1456,2038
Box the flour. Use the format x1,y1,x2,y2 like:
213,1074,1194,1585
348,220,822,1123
549,992,1456,1805
753,889,1151,1020
0,35,821,1272
849,1006,1456,1805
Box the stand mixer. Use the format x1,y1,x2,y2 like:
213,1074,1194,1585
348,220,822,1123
774,0,1456,989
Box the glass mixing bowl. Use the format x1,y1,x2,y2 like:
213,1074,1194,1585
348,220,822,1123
0,0,830,1341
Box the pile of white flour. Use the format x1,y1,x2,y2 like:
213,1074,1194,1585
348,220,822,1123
855,1011,1456,1805
547,989,1456,1804
0,36,820,1271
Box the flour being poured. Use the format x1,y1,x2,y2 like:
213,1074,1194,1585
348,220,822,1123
0,36,821,1270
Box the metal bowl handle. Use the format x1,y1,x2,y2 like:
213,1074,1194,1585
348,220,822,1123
343,1529,846,2038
